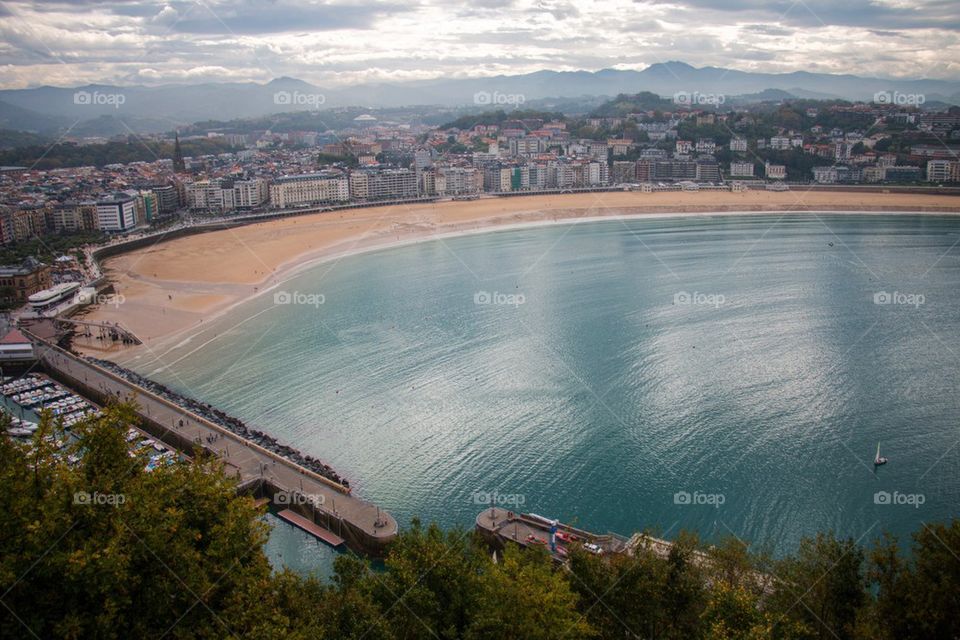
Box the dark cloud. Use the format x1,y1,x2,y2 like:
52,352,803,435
741,24,793,37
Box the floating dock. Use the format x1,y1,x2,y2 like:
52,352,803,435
277,509,346,548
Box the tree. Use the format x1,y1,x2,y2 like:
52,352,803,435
662,531,708,639
371,519,483,640
0,403,277,639
467,545,594,639
568,541,668,639
767,533,865,640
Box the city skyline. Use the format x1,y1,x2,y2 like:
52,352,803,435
1,0,959,90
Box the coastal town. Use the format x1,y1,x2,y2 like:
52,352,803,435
1,97,958,250
3,0,960,635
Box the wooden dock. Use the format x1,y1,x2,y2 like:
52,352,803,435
277,509,345,548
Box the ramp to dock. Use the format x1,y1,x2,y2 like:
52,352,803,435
277,509,345,548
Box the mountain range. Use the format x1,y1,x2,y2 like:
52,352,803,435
1,62,958,137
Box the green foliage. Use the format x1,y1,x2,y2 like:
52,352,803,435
766,533,865,640
0,232,107,266
439,110,566,131
590,91,674,117
0,137,237,170
316,152,358,167
1,404,956,639
0,128,51,151
467,544,594,640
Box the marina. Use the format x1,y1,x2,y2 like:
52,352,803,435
1,372,181,473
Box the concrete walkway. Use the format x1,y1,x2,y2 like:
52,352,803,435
34,341,398,547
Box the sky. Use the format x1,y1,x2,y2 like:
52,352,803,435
0,0,958,89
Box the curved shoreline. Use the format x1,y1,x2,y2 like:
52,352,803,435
80,192,960,365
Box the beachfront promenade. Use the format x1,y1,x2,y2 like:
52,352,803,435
32,339,398,555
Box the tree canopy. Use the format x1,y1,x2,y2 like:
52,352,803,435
0,404,956,639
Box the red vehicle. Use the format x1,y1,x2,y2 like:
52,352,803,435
555,531,578,543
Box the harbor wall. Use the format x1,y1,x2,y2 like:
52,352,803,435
31,336,397,557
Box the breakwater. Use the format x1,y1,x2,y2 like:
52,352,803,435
89,357,350,488
32,336,398,556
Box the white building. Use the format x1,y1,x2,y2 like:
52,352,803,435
270,173,349,208
770,136,791,151
695,139,716,154
233,179,269,209
927,159,959,182
96,195,136,231
349,168,418,200
764,163,787,180
813,166,839,184
730,162,755,178
729,138,748,152
437,166,483,195
509,138,544,156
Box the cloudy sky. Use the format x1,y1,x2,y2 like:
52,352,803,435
1,0,958,89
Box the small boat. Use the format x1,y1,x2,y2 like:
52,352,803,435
874,442,888,466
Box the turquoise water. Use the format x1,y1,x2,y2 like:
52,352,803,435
135,213,960,571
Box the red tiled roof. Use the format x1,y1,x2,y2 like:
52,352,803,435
0,329,31,345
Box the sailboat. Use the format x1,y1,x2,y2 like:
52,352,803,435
874,442,888,466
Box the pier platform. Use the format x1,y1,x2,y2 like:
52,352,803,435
277,509,346,548
476,507,628,562
31,337,398,556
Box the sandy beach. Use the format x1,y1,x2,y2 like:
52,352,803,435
78,190,960,359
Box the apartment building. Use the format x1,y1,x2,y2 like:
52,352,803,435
271,173,349,208
96,195,137,231
349,168,417,200
51,202,99,232
927,160,960,182
730,161,755,178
